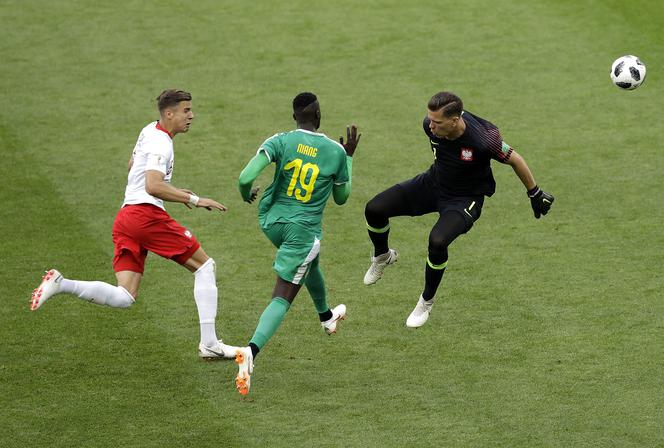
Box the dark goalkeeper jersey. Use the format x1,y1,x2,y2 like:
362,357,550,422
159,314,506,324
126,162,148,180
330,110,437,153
423,111,513,197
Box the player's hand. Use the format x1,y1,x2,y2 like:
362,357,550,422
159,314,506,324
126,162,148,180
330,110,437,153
340,125,361,157
245,186,261,204
528,186,554,219
197,197,228,212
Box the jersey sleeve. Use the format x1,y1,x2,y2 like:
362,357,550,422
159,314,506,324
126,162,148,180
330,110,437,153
143,134,172,174
333,148,349,184
485,127,512,163
257,133,283,163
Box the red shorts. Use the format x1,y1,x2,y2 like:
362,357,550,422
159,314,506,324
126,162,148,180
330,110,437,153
112,204,201,274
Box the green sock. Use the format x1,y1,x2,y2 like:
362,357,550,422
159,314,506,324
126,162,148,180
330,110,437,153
305,263,329,314
249,297,290,350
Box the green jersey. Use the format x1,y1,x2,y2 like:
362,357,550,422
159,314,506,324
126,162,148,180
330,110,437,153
257,129,349,230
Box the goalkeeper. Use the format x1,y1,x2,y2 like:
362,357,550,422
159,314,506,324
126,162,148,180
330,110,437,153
363,91,554,328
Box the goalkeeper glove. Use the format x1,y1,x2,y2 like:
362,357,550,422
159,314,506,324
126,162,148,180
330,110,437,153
527,186,554,219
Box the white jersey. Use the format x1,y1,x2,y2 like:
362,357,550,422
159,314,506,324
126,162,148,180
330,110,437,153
123,121,174,210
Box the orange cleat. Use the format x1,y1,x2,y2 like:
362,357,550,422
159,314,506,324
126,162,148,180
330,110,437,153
235,347,254,396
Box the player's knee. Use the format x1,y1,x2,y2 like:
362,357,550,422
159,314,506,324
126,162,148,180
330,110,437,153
428,232,452,252
195,257,216,276
427,246,448,266
194,258,217,287
116,286,136,308
365,197,387,223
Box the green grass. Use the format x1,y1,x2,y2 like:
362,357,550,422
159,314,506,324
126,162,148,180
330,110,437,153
1,0,662,447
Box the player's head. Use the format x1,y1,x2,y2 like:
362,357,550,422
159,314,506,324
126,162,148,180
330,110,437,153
156,89,194,134
292,92,321,130
427,91,464,139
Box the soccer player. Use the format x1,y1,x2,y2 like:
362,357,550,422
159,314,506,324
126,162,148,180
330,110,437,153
234,92,360,395
363,91,554,328
30,89,238,359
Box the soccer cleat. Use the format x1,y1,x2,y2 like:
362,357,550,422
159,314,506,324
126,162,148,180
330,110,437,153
321,304,347,335
30,269,63,311
363,249,398,285
235,347,254,396
198,340,239,360
406,295,434,328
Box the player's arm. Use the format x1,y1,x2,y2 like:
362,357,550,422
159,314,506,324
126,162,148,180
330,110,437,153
332,156,353,205
333,125,361,205
145,170,227,212
506,150,536,190
238,152,269,203
506,149,554,219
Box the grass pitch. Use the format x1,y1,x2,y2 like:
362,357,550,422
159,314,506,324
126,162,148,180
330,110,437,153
1,1,662,447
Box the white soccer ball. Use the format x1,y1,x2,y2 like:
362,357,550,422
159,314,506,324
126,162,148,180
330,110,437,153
610,55,646,90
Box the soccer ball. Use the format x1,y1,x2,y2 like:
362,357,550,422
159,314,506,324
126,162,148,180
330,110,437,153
610,55,646,90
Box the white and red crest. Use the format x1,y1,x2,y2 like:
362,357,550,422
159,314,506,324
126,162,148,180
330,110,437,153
460,147,474,161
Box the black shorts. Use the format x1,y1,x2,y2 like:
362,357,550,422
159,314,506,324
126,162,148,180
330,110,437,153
397,173,484,230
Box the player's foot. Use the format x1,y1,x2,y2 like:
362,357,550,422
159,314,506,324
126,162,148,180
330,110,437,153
321,304,346,335
198,340,239,360
235,347,254,396
406,295,434,328
30,269,63,311
363,249,398,285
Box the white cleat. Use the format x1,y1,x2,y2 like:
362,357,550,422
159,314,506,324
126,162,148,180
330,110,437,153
198,340,239,360
31,269,63,311
363,249,398,285
406,295,434,328
321,304,346,335
235,347,254,396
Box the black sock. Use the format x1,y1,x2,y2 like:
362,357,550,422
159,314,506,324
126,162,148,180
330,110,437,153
249,342,260,359
319,309,333,322
423,251,447,301
423,264,445,301
368,229,389,257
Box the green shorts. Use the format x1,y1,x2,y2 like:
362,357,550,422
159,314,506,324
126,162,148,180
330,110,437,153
262,222,321,285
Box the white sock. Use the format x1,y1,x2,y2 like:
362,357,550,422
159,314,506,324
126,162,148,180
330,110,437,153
194,259,219,346
60,279,135,308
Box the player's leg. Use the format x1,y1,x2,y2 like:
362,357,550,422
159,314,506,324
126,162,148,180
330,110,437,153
30,207,143,311
30,262,138,311
422,212,467,298
55,246,143,308
406,211,465,328
364,183,410,257
235,223,316,395
363,174,436,285
64,236,146,308
251,277,302,354
247,224,318,357
134,205,235,359
178,247,237,359
362,182,403,284
183,246,217,342
115,270,142,298
407,198,482,328
305,256,346,335
235,277,300,396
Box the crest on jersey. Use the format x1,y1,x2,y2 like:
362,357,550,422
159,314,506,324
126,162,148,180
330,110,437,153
460,147,474,161
184,230,192,238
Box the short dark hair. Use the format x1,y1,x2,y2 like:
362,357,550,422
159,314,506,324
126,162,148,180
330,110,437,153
427,91,463,117
156,89,192,112
292,92,318,113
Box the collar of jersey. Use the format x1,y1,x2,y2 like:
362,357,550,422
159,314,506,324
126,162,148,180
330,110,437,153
295,128,326,137
155,121,174,138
